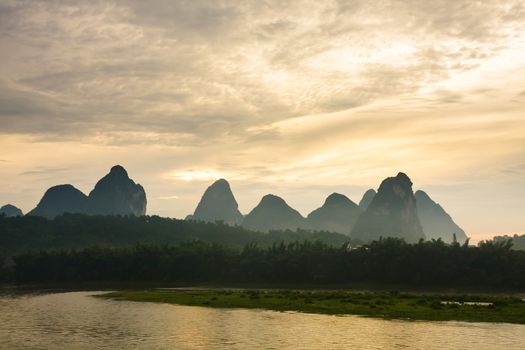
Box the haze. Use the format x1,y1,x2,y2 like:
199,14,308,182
1,1,524,241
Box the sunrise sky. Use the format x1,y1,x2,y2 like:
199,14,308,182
1,1,524,241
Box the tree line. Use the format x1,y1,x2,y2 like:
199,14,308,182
5,238,525,289
0,214,351,258
494,234,525,251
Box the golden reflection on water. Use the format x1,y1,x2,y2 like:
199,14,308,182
0,291,524,349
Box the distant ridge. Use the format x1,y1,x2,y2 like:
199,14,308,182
307,193,361,235
242,194,306,233
358,189,376,210
415,190,467,243
27,184,89,219
22,167,468,244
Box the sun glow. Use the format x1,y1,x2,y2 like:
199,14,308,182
168,170,229,182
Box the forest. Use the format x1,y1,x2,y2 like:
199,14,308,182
2,214,524,289
4,238,525,289
0,214,351,257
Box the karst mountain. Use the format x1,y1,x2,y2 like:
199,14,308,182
0,204,23,217
415,190,467,244
190,178,243,225
242,194,306,233
351,172,426,243
27,184,89,219
27,165,146,218
358,189,376,210
88,165,147,216
306,193,361,235
21,167,467,243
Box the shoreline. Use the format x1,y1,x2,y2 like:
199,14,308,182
97,288,525,324
2,281,524,296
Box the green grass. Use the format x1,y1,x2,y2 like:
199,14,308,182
98,289,525,324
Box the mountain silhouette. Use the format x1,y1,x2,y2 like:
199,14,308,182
307,193,361,235
27,184,89,219
242,194,306,233
415,190,467,243
351,172,425,243
88,165,147,216
0,204,23,217
358,189,376,210
191,179,243,225
27,165,147,218
19,165,470,242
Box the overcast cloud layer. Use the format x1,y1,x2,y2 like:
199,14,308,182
1,0,525,240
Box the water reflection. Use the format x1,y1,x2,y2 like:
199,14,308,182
0,291,524,349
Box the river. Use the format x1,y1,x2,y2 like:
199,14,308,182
1,291,524,349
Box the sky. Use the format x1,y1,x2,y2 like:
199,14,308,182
1,0,524,242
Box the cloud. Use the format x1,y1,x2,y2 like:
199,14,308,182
158,195,180,200
1,0,524,143
19,167,69,176
117,0,241,41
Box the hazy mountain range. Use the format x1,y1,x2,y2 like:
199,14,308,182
1,166,467,243
24,165,146,219
189,173,468,243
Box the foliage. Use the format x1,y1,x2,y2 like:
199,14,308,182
0,214,352,257
493,234,525,251
11,238,525,289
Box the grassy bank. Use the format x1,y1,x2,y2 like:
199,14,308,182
99,289,525,324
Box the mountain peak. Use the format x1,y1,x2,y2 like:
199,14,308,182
396,172,412,185
242,194,305,232
377,172,413,193
109,165,129,177
0,204,23,217
88,166,147,216
191,178,243,225
27,184,89,219
307,193,361,235
213,178,229,186
260,194,286,205
351,173,425,243
324,192,351,205
205,178,235,194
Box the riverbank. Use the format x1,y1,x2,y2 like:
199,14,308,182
100,289,525,324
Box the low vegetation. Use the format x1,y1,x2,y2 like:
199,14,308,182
100,289,525,324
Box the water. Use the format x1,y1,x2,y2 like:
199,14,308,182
1,291,524,349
